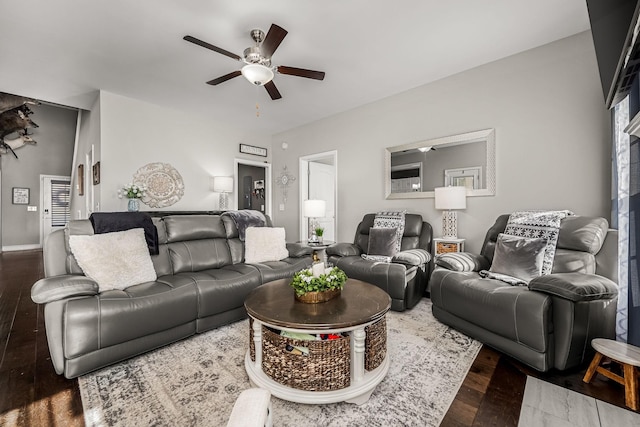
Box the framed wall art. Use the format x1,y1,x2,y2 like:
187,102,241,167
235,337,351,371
239,143,267,157
12,187,29,205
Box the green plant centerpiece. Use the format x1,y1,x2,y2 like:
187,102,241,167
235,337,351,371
290,264,348,303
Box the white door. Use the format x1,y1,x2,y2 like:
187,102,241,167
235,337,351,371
41,175,71,244
309,162,336,242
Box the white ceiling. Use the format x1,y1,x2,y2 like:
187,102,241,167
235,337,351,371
0,0,591,135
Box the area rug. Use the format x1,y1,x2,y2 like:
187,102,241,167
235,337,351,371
79,299,481,426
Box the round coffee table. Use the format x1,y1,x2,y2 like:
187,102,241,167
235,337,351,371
244,278,391,405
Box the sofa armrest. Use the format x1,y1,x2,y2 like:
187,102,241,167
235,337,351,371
31,275,99,304
528,273,618,302
327,243,362,257
286,242,314,258
435,252,490,272
392,249,431,266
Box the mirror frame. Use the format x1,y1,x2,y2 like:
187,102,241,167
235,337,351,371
385,128,496,199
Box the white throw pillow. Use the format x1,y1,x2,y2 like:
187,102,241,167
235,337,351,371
69,228,157,292
244,227,289,263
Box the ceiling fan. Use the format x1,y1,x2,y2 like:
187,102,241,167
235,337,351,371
183,24,325,100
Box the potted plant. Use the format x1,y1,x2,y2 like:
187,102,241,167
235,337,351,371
314,227,324,244
118,183,146,212
290,265,348,303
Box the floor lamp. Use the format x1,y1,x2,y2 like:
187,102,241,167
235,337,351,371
434,186,467,238
212,176,233,211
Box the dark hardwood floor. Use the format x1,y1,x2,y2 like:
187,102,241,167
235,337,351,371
0,249,633,426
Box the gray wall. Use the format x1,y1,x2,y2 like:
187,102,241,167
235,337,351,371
1,103,77,249
271,32,611,252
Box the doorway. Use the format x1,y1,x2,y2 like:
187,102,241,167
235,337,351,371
234,158,272,217
299,150,338,242
40,174,71,245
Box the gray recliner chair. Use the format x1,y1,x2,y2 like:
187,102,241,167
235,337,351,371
430,214,618,372
327,213,433,311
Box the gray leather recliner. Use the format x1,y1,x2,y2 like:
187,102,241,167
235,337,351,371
327,213,433,311
430,214,618,372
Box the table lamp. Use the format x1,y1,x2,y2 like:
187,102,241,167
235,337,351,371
304,199,326,243
212,176,233,210
434,186,466,238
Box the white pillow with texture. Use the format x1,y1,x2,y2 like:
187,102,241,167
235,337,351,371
244,227,289,263
69,228,157,292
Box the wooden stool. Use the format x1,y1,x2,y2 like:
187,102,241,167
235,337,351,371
583,338,640,411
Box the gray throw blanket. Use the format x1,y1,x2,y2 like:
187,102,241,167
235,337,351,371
480,210,573,285
222,210,267,241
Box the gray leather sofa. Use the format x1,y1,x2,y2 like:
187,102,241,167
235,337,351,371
430,214,618,372
31,214,312,378
327,213,433,311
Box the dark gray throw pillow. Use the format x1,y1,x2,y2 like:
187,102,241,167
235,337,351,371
367,227,399,257
489,233,547,283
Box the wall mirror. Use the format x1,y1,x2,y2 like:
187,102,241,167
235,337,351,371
385,128,495,199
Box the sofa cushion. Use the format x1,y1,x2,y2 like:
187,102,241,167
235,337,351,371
429,269,552,353
69,228,157,292
168,239,232,273
367,227,399,257
488,234,547,284
373,211,405,253
244,227,289,263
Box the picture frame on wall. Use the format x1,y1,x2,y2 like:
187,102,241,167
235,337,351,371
93,161,101,185
78,164,84,196
239,143,267,157
12,187,29,205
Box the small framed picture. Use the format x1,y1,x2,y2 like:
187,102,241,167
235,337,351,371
12,187,29,205
239,143,267,157
92,161,101,185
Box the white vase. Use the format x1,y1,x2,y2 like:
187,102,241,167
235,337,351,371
127,198,140,212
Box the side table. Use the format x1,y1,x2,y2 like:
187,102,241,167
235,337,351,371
433,238,465,256
583,338,640,411
297,240,334,264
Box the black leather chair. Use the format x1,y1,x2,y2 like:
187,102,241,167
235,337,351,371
327,213,433,311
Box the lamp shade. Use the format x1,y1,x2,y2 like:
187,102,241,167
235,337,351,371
434,186,467,210
212,176,233,193
241,63,274,86
304,199,326,218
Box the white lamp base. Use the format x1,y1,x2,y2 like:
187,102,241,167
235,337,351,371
219,193,229,210
442,210,458,239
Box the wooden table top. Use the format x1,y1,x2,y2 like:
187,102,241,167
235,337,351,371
244,278,391,330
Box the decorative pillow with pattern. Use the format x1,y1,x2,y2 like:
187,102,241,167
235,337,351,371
372,210,406,253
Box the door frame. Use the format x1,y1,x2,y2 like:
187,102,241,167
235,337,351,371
40,174,71,246
299,150,338,242
234,158,272,217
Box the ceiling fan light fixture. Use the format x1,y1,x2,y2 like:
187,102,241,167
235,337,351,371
241,63,274,86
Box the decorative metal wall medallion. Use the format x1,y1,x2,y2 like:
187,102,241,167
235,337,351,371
133,162,184,208
275,165,296,203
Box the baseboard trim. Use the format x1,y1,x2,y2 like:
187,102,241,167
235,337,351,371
2,244,42,252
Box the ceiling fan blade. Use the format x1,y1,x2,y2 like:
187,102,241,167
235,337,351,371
261,24,288,58
264,81,282,100
277,66,325,81
183,35,241,61
206,70,242,85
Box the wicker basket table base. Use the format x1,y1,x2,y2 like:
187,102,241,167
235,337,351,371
244,278,391,405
